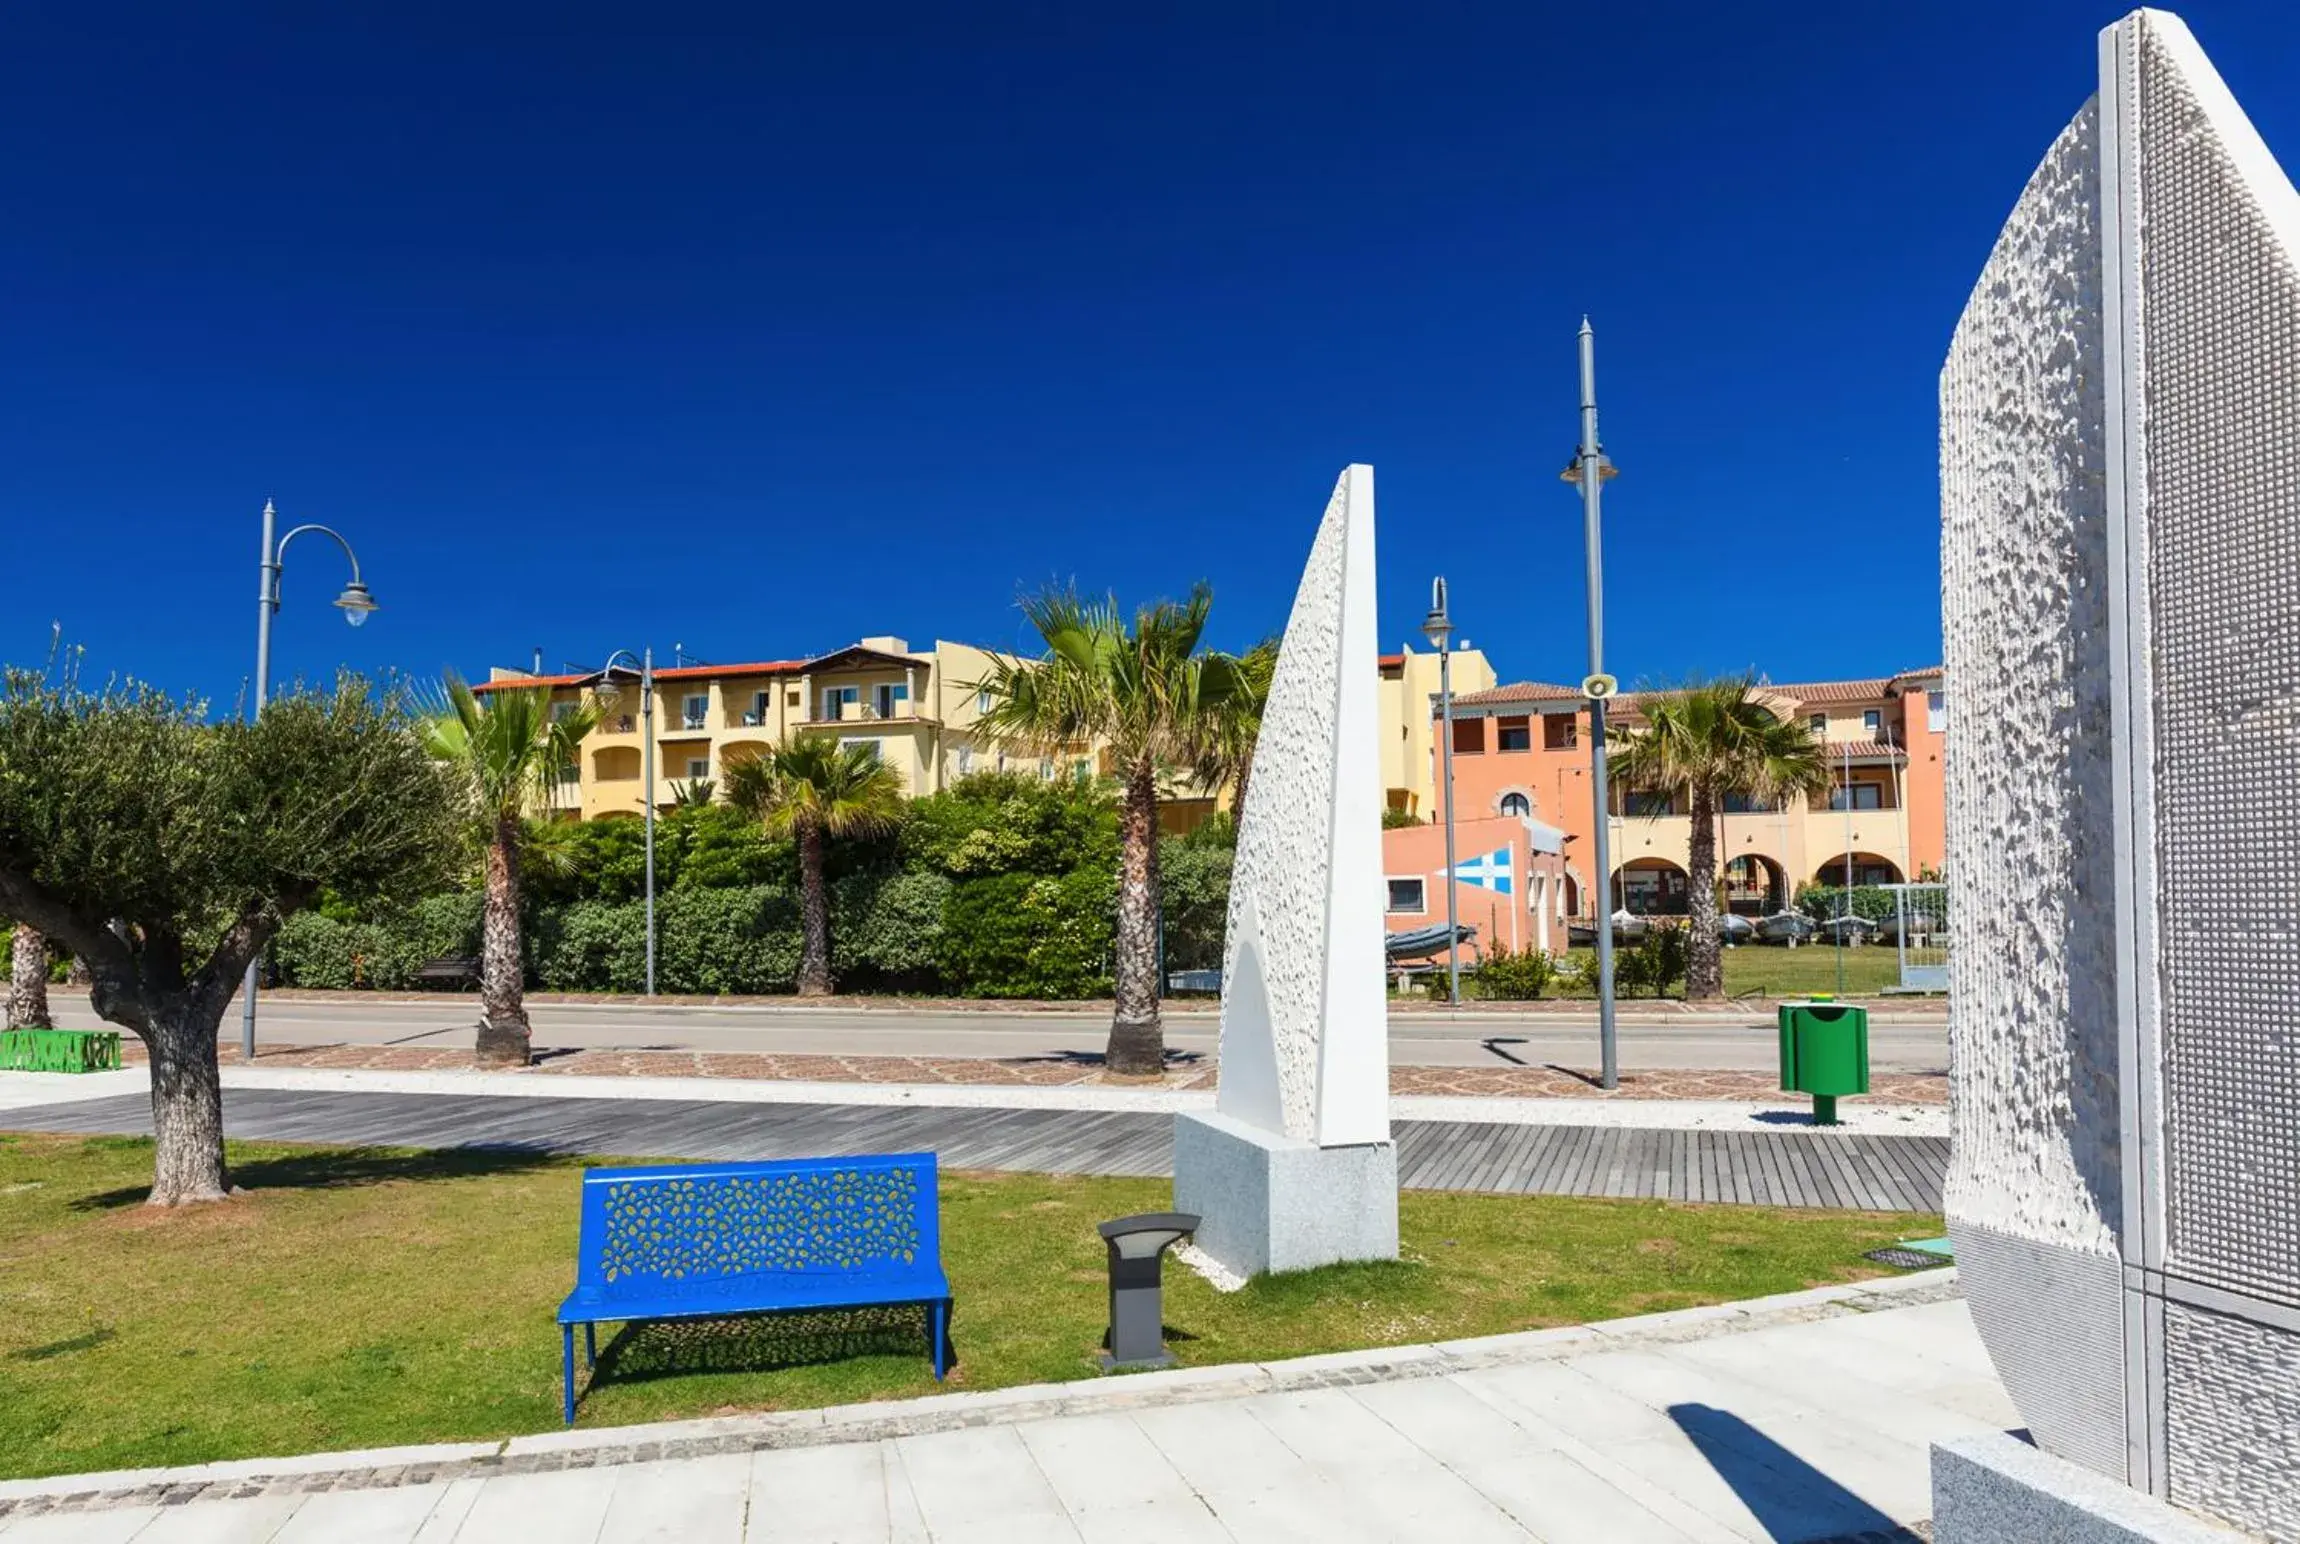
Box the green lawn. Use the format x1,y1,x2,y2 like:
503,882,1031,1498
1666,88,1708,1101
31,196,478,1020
0,1133,1935,1480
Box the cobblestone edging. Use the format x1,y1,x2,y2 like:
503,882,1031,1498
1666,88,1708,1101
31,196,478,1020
0,1271,1963,1521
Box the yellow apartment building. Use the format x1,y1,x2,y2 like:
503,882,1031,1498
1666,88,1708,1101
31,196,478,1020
478,637,1103,819
1377,643,1496,821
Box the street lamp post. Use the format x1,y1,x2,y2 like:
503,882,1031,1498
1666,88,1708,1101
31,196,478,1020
593,650,657,997
242,499,379,1061
1422,581,1461,1005
1561,319,1622,1090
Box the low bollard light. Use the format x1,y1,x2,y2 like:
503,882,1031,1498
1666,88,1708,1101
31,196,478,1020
1097,1212,1198,1371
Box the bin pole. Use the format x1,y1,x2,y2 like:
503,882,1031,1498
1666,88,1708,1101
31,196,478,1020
1813,1093,1838,1127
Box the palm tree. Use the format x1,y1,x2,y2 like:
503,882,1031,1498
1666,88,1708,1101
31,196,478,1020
1192,636,1278,828
972,584,1252,1076
8,924,51,1029
1607,678,1831,1000
725,737,903,997
420,674,597,1064
669,777,716,808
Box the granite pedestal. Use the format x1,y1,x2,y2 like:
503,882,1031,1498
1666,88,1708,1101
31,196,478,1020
1172,1110,1397,1279
1933,1433,2259,1543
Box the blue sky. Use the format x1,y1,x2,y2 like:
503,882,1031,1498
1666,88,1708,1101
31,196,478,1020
6,1,2297,703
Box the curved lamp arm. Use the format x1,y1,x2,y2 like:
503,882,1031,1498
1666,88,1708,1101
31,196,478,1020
271,522,377,623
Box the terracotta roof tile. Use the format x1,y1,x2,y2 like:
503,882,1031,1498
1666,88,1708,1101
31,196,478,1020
1452,680,1586,707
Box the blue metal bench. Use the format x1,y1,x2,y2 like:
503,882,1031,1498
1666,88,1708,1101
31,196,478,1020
556,1153,951,1424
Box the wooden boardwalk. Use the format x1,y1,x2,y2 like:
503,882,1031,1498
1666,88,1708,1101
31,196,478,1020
5,1089,1946,1212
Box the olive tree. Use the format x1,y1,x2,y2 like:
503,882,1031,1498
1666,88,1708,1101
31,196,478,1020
0,670,459,1204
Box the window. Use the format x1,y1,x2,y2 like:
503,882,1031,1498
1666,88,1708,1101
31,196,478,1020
1623,791,1674,818
745,690,770,726
549,701,578,724
1499,792,1532,818
955,745,974,777
820,685,858,721
841,738,883,763
686,757,710,780
681,693,708,730
1862,709,1882,733
1451,718,1485,755
1386,878,1426,914
1809,713,1827,733
1543,715,1578,750
556,762,580,785
1828,782,1884,811
1721,792,1772,813
1927,691,1947,733
977,688,994,715
786,690,801,708
1497,716,1532,752
1072,758,1093,782
875,681,910,719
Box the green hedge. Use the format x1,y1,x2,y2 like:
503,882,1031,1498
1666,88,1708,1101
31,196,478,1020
937,870,1115,998
1793,884,1898,924
271,893,482,990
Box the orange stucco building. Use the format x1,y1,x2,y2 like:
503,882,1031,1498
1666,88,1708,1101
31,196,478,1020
1423,671,1946,921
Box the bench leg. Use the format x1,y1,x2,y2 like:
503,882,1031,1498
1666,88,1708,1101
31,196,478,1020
562,1325,576,1426
584,1323,597,1369
931,1300,949,1381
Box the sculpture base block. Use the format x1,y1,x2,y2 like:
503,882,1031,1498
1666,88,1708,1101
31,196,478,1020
1172,1110,1397,1279
1933,1433,2257,1542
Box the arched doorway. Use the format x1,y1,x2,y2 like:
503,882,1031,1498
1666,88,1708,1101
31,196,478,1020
1814,853,1904,888
1724,854,1787,915
1612,858,1690,916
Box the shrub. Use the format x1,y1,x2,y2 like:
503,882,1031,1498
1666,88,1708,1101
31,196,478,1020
1794,883,1897,924
1616,920,1689,998
832,870,950,989
1157,840,1232,974
938,869,1115,998
1475,942,1557,1000
529,900,648,993
903,773,1118,878
656,886,801,995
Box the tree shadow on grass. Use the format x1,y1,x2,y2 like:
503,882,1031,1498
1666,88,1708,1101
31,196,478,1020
590,1304,956,1390
69,1144,565,1211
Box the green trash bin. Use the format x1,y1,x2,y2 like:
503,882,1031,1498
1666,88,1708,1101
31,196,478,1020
1777,996,1868,1126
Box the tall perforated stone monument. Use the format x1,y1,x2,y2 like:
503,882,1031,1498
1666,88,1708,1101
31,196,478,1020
1938,11,2300,1540
1172,464,1398,1278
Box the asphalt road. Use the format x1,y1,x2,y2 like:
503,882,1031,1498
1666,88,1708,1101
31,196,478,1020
50,993,1949,1073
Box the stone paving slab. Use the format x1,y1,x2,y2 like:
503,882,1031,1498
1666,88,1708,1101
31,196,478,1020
0,1271,1976,1539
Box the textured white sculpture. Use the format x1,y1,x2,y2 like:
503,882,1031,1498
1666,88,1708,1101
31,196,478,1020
1173,465,1397,1277
1215,463,1389,1148
1940,11,2300,1538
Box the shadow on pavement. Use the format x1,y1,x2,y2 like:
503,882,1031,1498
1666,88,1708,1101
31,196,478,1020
1665,1402,1917,1543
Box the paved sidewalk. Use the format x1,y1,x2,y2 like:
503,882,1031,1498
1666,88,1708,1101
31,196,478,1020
0,1274,2005,1542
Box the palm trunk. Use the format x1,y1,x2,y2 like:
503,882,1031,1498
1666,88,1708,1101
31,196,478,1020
476,816,530,1065
1684,782,1724,1000
1107,760,1164,1077
796,820,832,997
144,997,230,1205
1230,750,1254,833
9,924,51,1029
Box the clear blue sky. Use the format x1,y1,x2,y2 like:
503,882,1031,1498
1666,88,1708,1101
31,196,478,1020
6,1,2297,704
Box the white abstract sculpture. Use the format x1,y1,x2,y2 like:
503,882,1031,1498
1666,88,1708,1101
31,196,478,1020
1172,464,1398,1277
1938,11,2300,1540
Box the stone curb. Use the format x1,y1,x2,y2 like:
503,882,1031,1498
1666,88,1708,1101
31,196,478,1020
0,1268,1961,1518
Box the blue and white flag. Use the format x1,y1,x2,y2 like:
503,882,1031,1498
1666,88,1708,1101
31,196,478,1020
1447,845,1514,895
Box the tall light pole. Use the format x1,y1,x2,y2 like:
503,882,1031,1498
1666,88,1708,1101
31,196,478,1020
242,499,380,1061
1422,580,1461,1005
1562,319,1622,1090
593,649,657,997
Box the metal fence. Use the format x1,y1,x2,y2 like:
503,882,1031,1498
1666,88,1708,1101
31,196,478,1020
1884,882,1948,992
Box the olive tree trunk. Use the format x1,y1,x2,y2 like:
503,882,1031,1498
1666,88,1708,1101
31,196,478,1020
476,816,530,1065
141,992,233,1206
1106,761,1164,1078
1684,782,1724,1000
795,821,833,998
8,923,51,1028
